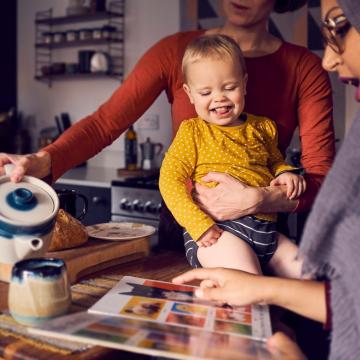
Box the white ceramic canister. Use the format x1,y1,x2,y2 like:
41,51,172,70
0,174,59,264
8,258,71,325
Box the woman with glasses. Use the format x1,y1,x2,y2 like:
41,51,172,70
173,2,360,358
0,1,334,252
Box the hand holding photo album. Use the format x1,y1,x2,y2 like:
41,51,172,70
29,276,276,360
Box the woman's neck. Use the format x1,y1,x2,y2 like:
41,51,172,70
206,22,282,57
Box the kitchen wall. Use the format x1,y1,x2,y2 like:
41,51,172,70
17,0,180,168
18,1,360,170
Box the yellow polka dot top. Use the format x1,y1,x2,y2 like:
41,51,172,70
159,113,297,241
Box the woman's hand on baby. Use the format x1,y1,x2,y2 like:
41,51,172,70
172,267,265,306
270,173,306,200
197,225,223,248
0,151,51,182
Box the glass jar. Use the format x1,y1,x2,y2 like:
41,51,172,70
101,25,116,40
42,32,53,44
79,28,93,41
65,29,79,42
92,28,102,39
53,31,65,43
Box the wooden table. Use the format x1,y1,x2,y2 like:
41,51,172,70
0,250,191,360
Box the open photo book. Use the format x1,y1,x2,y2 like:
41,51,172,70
29,276,276,360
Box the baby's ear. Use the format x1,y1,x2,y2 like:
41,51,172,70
183,84,194,104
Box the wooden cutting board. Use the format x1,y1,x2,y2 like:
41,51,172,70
0,237,150,284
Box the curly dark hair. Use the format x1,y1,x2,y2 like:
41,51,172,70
274,0,307,13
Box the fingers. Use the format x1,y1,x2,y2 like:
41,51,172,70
290,177,306,199
10,156,30,182
0,153,31,182
194,285,229,302
298,177,306,198
198,239,217,248
287,179,295,199
270,178,280,186
0,154,12,176
200,279,219,289
172,268,222,286
201,172,230,184
267,332,306,360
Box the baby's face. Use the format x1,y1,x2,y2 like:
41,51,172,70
184,57,247,127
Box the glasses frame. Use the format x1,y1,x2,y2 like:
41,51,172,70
321,12,351,54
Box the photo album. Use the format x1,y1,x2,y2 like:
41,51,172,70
29,276,276,360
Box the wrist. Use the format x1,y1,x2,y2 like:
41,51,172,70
36,151,51,178
257,276,281,305
257,186,298,213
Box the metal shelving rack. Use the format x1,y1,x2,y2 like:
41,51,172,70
34,0,124,87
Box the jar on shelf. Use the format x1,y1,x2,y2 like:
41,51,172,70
41,31,53,44
92,28,102,39
53,31,65,43
79,28,93,41
65,29,79,42
101,25,116,40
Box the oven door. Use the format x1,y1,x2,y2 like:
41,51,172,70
111,215,159,248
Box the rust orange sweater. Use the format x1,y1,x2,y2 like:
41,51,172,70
45,30,335,212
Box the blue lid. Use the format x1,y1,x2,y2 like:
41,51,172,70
0,180,54,224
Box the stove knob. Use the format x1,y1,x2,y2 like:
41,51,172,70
132,199,144,212
144,200,157,213
120,198,131,210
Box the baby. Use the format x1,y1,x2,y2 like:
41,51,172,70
159,35,305,277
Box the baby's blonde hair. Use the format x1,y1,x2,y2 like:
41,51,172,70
182,34,246,82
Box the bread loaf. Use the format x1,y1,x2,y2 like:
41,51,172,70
48,209,88,251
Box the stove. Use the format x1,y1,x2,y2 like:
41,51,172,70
111,174,162,246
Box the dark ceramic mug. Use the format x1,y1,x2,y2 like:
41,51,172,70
56,188,88,220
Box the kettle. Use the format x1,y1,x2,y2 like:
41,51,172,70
0,165,59,265
140,138,163,170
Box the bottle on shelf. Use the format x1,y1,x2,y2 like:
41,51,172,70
125,125,138,170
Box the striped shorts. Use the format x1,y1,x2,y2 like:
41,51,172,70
183,216,278,268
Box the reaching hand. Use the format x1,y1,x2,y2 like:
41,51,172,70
193,172,261,221
267,332,307,360
197,225,223,248
172,267,265,306
0,151,51,182
270,173,306,200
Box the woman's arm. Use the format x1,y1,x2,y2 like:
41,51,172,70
296,51,335,211
42,34,179,181
193,172,298,221
173,268,326,323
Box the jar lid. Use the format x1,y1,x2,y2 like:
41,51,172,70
0,177,56,225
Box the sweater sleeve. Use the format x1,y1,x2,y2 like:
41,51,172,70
261,118,299,176
43,34,179,181
295,52,336,212
159,121,215,241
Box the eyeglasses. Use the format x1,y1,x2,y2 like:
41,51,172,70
321,12,352,54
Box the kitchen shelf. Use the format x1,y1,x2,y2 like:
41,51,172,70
35,11,123,26
34,0,124,87
35,72,123,81
35,38,123,49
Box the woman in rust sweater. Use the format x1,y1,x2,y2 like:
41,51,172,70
1,0,334,244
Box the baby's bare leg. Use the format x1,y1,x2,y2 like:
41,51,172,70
197,231,262,274
268,233,303,279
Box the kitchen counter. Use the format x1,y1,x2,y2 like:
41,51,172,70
55,166,123,188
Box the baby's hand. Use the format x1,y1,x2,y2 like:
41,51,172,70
197,225,223,248
270,172,306,200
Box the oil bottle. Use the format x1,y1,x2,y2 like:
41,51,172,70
125,125,138,170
